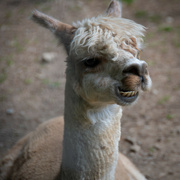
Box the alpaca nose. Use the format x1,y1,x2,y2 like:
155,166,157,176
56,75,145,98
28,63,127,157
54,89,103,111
123,62,148,81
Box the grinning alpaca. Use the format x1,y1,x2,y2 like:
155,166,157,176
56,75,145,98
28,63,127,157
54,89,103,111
0,0,151,180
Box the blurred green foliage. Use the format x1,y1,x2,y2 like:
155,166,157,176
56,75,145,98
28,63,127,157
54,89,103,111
135,10,162,24
149,15,162,23
135,11,148,18
122,0,134,5
159,26,173,32
158,95,170,105
166,114,175,120
24,79,33,85
42,79,60,88
0,73,7,84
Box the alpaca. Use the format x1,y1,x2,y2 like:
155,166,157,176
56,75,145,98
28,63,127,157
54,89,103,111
0,1,152,180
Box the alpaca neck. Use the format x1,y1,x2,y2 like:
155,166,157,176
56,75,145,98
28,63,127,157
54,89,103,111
60,80,122,180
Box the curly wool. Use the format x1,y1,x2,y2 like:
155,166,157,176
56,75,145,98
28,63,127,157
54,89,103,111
71,16,145,60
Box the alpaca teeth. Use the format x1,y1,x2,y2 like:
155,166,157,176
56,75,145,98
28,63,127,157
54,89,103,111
121,92,128,97
128,91,134,97
129,91,134,96
120,91,137,97
131,91,135,96
126,92,131,97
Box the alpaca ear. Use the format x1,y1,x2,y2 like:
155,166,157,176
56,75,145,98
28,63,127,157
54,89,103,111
31,10,76,54
106,0,122,18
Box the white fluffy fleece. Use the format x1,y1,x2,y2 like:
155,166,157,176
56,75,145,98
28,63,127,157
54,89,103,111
71,16,145,60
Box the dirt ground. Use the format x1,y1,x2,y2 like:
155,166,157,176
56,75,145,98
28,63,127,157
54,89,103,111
0,0,180,179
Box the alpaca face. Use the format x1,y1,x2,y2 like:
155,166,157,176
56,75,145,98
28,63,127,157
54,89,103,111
69,17,152,106
31,1,152,106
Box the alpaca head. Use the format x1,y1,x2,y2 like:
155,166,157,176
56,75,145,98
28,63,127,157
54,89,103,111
32,0,152,106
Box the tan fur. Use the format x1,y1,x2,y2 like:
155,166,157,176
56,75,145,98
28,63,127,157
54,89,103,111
121,75,141,91
0,1,150,180
0,117,63,180
0,117,145,180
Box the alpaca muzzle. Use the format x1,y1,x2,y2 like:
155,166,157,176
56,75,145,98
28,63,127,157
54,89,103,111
114,60,151,105
122,60,151,92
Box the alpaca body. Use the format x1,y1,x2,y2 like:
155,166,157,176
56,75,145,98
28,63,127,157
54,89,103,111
0,117,145,180
0,1,151,179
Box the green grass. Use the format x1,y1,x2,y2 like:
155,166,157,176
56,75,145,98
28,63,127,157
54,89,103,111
0,73,7,84
159,26,173,32
42,79,50,85
68,4,82,11
34,57,39,63
135,10,148,18
0,95,7,102
146,60,156,67
50,82,60,88
148,40,164,48
176,26,180,37
146,32,155,39
173,39,180,48
42,79,60,88
166,114,175,120
134,10,162,23
149,147,155,153
1,55,14,67
161,46,167,53
149,14,162,23
158,95,170,105
4,55,14,66
173,26,180,48
18,8,25,15
7,59,14,66
33,0,53,5
10,39,24,53
24,79,33,85
122,0,134,5
41,6,51,12
4,11,12,20
86,0,94,2
0,55,14,84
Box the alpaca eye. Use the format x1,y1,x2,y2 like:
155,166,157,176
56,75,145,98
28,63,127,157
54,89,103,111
84,58,100,68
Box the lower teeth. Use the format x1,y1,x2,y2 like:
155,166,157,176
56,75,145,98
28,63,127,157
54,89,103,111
120,91,137,97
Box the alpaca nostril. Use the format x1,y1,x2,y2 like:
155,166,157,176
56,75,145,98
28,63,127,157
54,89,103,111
123,64,141,76
140,76,145,83
123,62,148,77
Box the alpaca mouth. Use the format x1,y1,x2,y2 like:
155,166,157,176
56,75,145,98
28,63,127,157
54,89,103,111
115,86,139,105
120,90,138,97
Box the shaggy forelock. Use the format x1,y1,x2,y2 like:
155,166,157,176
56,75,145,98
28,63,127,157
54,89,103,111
70,16,145,60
